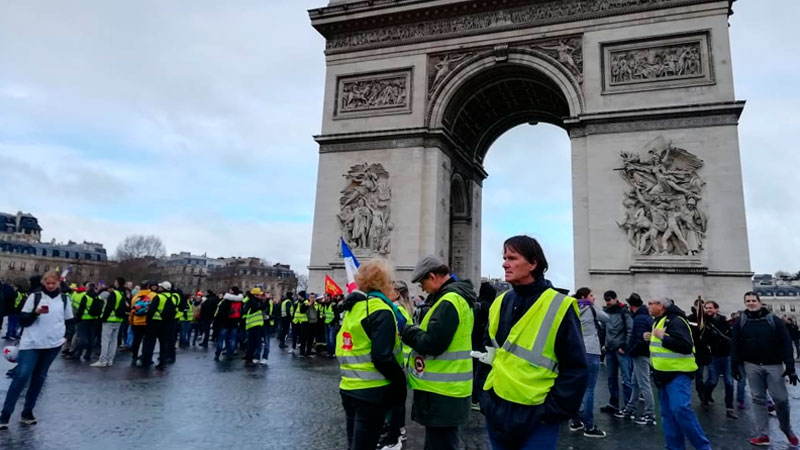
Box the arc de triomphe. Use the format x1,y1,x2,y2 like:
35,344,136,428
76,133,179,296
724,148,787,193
307,0,751,308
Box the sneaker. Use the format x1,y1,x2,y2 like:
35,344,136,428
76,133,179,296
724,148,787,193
726,408,738,419
213,354,220,361
748,435,770,446
768,404,777,417
259,358,268,365
612,410,626,419
635,414,656,426
378,436,402,450
0,411,9,430
399,428,407,442
599,405,618,414
569,420,584,432
471,402,480,411
251,359,259,364
90,361,107,368
623,410,636,421
583,426,607,438
107,361,113,367
20,410,36,425
789,434,799,446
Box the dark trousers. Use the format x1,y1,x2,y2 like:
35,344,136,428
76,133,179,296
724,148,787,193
245,326,263,361
74,320,98,359
278,318,290,347
291,321,300,349
300,323,314,356
131,325,146,361
386,400,406,441
342,393,387,450
424,426,460,450
141,320,170,365
165,320,177,363
118,320,129,347
200,320,211,346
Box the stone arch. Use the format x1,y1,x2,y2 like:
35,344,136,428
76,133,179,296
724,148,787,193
449,174,471,280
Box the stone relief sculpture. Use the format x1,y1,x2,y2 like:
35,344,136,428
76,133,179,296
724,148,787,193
326,0,693,52
428,52,470,96
339,75,408,113
610,42,702,84
533,38,583,82
338,163,394,255
616,137,707,256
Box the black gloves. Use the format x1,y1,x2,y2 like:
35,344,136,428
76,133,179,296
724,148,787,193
783,369,799,386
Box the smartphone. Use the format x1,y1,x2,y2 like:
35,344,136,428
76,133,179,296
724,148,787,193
39,305,49,313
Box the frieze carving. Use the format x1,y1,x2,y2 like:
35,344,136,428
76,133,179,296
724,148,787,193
338,163,394,255
428,52,473,98
616,137,707,256
602,32,713,93
325,0,716,53
336,70,411,118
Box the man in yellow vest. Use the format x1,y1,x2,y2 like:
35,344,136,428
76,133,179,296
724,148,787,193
480,235,587,450
91,277,128,367
402,255,475,450
645,297,711,450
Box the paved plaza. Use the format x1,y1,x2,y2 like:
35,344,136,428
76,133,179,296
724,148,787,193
1,343,799,449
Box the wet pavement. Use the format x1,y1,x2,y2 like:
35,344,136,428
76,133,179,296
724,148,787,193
1,338,799,450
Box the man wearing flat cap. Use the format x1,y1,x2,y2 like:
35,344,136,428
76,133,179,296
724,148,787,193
402,255,476,450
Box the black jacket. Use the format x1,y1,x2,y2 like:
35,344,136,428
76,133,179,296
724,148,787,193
731,307,795,370
401,278,476,427
701,314,731,357
102,288,129,322
625,306,653,357
200,294,219,322
481,279,587,439
339,291,406,407
652,304,696,386
146,291,178,322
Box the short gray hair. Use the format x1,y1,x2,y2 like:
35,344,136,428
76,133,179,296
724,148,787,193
652,297,674,308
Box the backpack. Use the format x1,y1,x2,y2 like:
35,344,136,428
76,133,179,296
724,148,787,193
133,295,150,316
32,292,69,311
738,311,777,331
228,302,242,320
86,296,105,317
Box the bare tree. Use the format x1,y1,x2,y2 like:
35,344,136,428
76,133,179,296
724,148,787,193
296,274,308,292
115,235,166,261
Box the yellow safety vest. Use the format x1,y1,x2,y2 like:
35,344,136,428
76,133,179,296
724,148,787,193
245,303,265,330
71,292,84,311
281,299,292,318
484,288,578,406
81,294,101,320
151,293,171,321
397,304,413,366
407,291,474,397
649,316,698,372
294,301,308,324
337,296,400,391
106,290,124,323
324,304,335,324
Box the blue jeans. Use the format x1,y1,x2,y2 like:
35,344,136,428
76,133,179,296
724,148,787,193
326,324,337,356
735,364,747,403
179,321,192,347
606,350,633,409
487,422,559,450
259,329,272,360
215,327,238,356
659,374,712,450
704,356,733,408
580,353,601,427
2,346,61,416
4,313,19,339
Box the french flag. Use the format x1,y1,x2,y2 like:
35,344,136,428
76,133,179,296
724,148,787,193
341,238,360,293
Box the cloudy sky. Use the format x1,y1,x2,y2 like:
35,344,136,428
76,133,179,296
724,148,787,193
1,1,797,289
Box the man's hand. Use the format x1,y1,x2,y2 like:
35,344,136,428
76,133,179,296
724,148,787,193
617,348,625,355
653,328,666,339
783,370,799,386
643,332,652,341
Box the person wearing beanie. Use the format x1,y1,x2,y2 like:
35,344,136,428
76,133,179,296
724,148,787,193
600,290,633,415
620,293,656,425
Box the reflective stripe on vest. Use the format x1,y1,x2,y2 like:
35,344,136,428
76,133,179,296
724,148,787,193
294,301,308,323
245,306,265,330
152,293,169,321
337,296,400,391
106,290,124,323
649,316,698,372
407,291,474,397
483,288,578,406
281,299,292,318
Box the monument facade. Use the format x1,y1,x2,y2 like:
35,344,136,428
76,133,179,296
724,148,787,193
308,0,751,309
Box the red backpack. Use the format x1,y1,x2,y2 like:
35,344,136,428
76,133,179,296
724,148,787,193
228,302,242,319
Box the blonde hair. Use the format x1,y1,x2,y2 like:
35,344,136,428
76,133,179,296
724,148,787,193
41,270,61,283
392,280,414,314
355,260,394,297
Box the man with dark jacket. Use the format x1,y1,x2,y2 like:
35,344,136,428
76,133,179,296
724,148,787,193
69,282,100,361
700,300,736,418
471,282,496,411
646,297,711,450
199,290,219,347
688,298,712,402
620,293,655,424
213,287,244,360
731,291,798,447
402,255,475,450
601,290,633,414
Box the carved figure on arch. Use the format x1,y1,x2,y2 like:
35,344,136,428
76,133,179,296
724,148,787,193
534,38,583,82
338,162,395,255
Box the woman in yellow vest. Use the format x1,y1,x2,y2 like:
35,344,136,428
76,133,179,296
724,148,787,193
336,260,406,450
481,235,587,450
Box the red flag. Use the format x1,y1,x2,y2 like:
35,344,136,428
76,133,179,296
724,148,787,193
325,275,344,297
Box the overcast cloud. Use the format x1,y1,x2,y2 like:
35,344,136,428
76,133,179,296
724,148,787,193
0,1,797,289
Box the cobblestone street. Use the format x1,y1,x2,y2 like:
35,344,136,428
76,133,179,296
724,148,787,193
1,342,799,449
